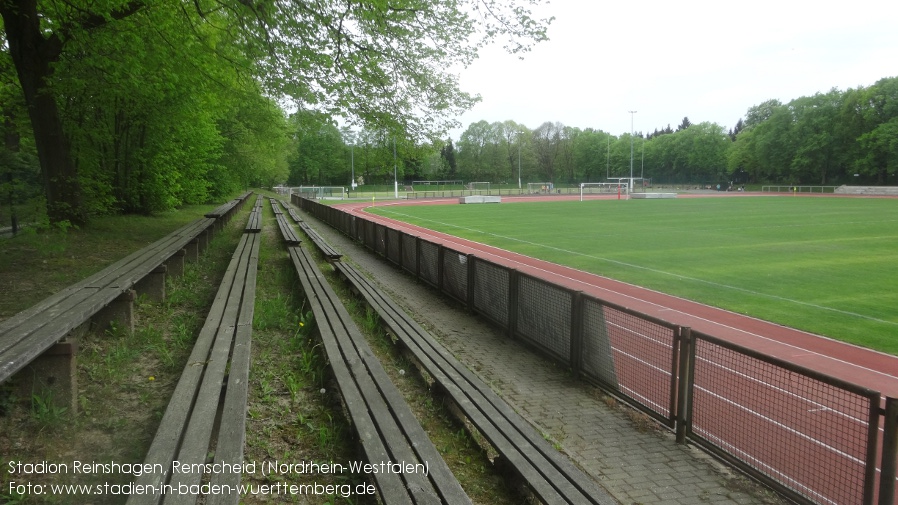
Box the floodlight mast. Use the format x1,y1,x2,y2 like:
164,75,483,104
350,131,355,190
629,111,637,200
393,137,398,199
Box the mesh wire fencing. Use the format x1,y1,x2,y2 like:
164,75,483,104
581,296,678,424
441,248,469,304
401,234,417,275
418,240,439,288
471,257,510,328
374,224,386,256
690,332,879,505
514,274,571,363
295,198,896,505
386,227,401,266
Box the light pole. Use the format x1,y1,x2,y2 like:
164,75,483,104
393,137,398,199
641,136,645,191
349,133,355,191
629,110,637,198
518,131,522,190
606,135,610,180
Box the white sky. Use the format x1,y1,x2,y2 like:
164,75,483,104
450,0,898,139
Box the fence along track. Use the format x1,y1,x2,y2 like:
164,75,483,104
293,195,898,505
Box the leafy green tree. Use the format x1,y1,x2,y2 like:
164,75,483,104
532,121,564,182
853,77,898,183
457,120,495,181
788,90,842,184
440,140,458,180
856,119,898,183
744,99,784,129
496,120,526,184
1,0,552,224
288,111,347,186
217,95,290,192
571,129,613,182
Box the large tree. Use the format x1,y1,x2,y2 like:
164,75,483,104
2,0,552,224
0,1,143,224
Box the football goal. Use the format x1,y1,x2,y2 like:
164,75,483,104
466,181,491,192
296,186,346,200
527,182,554,194
412,180,464,187
580,182,628,201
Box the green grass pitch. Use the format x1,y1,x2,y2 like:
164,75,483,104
370,196,898,355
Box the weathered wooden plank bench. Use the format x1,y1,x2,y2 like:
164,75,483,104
244,195,263,233
288,245,471,504
334,261,616,505
0,215,220,409
205,191,253,219
127,214,261,505
270,198,301,245
205,191,253,231
278,200,302,223
278,200,303,223
297,221,343,261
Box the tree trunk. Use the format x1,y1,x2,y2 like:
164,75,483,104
1,0,86,226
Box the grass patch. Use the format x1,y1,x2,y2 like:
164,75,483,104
241,198,366,504
0,205,245,504
370,196,898,354
0,206,218,320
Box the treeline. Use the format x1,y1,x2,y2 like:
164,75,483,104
277,76,898,191
1,1,550,226
2,1,893,230
447,76,898,186
1,3,289,225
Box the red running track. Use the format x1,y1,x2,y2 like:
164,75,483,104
333,193,898,504
337,194,898,397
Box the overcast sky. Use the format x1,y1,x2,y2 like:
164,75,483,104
450,0,898,139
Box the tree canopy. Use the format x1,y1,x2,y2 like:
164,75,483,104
1,0,552,224
444,77,898,188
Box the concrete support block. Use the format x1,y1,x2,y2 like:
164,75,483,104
186,238,199,262
134,265,167,303
16,336,79,415
92,290,135,335
165,249,187,277
197,230,210,255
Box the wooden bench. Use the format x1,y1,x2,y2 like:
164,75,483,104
245,195,263,233
288,245,471,504
334,261,616,505
297,221,343,261
269,198,301,245
283,202,303,224
0,215,220,410
128,214,261,505
204,191,253,219
205,191,253,231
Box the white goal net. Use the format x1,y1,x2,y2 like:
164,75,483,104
527,182,553,194
466,181,491,192
579,182,628,201
296,186,346,200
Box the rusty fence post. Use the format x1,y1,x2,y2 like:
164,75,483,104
879,397,898,505
675,327,694,444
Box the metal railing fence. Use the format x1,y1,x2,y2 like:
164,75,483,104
293,195,898,505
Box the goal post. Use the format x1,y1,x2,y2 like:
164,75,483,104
579,182,628,201
466,181,491,192
412,180,464,186
297,186,346,200
527,182,553,194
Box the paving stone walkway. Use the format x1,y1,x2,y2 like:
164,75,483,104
302,207,785,505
